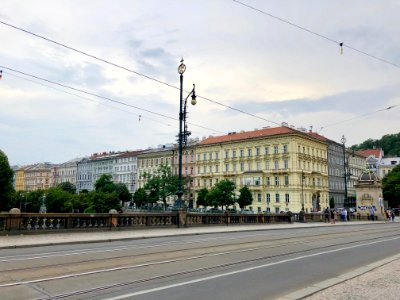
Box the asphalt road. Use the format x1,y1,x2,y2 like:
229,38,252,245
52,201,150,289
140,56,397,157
0,223,399,300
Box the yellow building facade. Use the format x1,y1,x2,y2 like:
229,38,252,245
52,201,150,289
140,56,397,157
195,127,329,213
15,168,26,191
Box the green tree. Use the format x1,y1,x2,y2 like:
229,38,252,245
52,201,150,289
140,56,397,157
196,188,209,207
132,187,148,208
86,191,121,213
95,174,115,193
382,165,400,208
24,190,45,213
237,186,253,209
0,150,15,211
206,179,235,210
94,174,131,205
352,132,400,156
45,187,73,213
114,183,131,204
57,182,76,194
143,164,178,209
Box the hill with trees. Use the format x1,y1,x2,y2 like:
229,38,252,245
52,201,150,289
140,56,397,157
351,132,400,156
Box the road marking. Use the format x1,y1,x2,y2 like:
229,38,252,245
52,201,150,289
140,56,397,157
106,236,400,299
0,232,273,262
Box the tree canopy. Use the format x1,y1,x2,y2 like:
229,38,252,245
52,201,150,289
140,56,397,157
382,165,400,208
352,132,400,156
206,179,235,210
237,186,253,209
143,164,178,208
0,151,15,211
196,188,209,207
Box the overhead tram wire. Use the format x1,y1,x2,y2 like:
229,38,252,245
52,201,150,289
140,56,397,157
319,104,399,132
3,70,176,128
232,0,400,69
0,20,281,127
0,65,225,134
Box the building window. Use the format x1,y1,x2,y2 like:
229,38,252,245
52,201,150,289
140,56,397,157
216,165,219,172
274,160,279,169
274,145,279,154
266,193,270,204
226,164,229,172
210,179,213,186
209,153,213,160
233,150,236,158
256,148,260,156
203,179,207,187
266,207,271,213
216,152,219,159
203,153,206,160
258,193,262,202
275,193,280,203
240,149,244,157
248,149,252,157
266,177,270,185
209,165,212,173
275,207,280,213
233,164,237,171
265,147,269,155
284,175,289,185
285,193,290,203
240,163,244,171
255,177,261,186
275,176,279,186
203,166,206,173
266,161,270,170
284,160,289,169
256,162,261,171
197,166,200,174
283,144,288,153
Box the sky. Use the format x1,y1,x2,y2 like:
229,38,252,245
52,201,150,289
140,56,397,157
1,0,399,166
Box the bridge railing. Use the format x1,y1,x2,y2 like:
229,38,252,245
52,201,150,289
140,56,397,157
0,211,375,234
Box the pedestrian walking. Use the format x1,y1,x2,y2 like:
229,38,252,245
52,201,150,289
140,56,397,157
341,209,347,222
385,210,390,222
324,207,330,223
392,210,396,222
370,208,375,221
330,209,336,224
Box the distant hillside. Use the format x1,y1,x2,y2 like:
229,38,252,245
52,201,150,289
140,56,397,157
351,133,400,157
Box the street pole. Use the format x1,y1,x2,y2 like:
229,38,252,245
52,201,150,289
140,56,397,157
341,135,348,208
301,170,305,211
177,59,196,209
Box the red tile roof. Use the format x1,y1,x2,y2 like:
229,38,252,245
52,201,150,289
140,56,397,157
199,126,323,145
356,149,383,158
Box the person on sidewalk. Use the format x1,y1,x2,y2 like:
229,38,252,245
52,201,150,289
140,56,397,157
391,209,396,222
324,207,330,223
341,209,347,222
330,209,336,224
370,208,375,221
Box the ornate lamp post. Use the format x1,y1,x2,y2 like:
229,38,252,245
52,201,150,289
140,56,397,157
301,170,305,211
177,59,196,208
341,135,348,208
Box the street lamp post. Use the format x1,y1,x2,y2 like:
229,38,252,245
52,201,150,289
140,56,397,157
301,170,305,211
341,135,348,209
177,59,196,209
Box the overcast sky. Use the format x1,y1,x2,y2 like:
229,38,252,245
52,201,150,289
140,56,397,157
1,0,399,166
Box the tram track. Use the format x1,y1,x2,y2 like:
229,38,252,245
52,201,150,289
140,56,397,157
31,232,400,300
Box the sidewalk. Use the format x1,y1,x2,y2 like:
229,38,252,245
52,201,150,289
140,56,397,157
0,220,384,249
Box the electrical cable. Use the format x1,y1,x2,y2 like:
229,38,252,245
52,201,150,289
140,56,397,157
0,20,281,126
232,0,400,69
0,65,225,134
319,104,399,132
